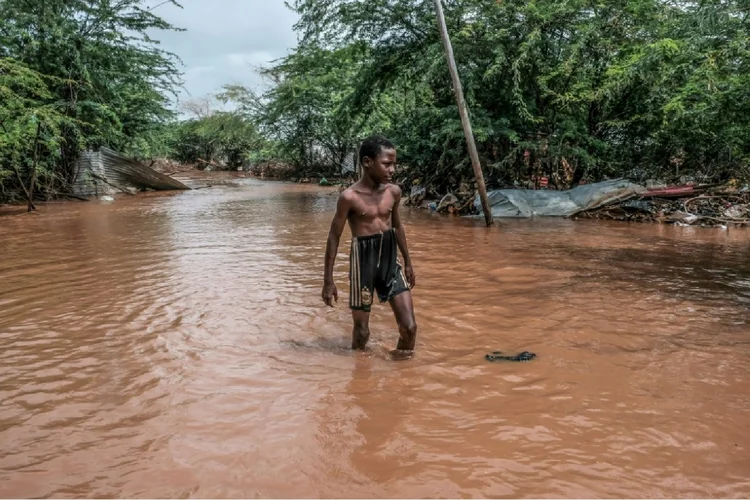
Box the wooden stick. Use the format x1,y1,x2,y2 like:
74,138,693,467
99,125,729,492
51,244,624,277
434,0,494,226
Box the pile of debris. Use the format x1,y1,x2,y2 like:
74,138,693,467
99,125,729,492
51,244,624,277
248,161,295,179
573,182,749,227
403,181,477,215
403,176,749,228
151,159,199,176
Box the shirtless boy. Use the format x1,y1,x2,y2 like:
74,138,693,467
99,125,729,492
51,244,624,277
322,135,418,354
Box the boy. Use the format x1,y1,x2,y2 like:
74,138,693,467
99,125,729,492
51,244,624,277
321,135,418,355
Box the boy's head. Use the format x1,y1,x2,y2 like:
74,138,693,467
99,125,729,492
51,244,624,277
359,135,396,185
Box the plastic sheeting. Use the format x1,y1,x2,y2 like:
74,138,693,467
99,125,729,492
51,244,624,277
473,179,646,218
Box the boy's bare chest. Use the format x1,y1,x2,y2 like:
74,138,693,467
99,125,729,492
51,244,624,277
350,191,394,219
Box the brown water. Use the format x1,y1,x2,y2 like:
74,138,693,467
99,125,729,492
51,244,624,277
1,176,749,498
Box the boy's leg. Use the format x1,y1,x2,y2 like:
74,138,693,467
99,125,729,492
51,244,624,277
352,310,370,350
389,291,417,351
349,235,374,350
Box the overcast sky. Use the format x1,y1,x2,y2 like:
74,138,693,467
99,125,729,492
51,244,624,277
145,0,300,110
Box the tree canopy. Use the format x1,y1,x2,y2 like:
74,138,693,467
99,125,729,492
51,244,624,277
2,0,748,204
253,0,750,190
0,0,182,203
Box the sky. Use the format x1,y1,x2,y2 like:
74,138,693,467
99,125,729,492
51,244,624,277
144,0,300,112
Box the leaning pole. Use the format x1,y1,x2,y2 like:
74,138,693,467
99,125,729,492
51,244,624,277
433,0,494,226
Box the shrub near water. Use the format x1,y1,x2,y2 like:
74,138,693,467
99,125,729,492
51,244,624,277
232,0,750,192
0,0,181,204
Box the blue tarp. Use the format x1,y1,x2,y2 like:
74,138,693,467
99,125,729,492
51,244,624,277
473,179,646,218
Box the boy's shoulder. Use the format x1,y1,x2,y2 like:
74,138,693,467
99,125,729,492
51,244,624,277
339,182,401,201
338,185,359,202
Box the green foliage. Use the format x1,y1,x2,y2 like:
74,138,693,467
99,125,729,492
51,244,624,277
0,0,183,203
221,44,381,174
0,58,80,203
170,112,266,169
265,0,750,190
4,0,747,203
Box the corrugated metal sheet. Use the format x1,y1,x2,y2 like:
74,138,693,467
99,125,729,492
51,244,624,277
341,151,356,174
72,151,114,197
73,148,190,197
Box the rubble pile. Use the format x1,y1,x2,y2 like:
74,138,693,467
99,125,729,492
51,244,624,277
248,161,296,179
574,184,750,227
403,182,477,215
150,159,199,175
403,175,749,228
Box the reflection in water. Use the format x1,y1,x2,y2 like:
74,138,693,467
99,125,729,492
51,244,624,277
1,174,749,497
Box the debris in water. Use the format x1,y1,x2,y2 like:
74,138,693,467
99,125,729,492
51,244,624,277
485,351,537,362
437,192,458,212
574,183,750,227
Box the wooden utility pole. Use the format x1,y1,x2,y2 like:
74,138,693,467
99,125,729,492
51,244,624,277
433,0,494,226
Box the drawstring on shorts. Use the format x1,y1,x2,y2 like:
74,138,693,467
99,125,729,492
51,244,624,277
377,230,383,269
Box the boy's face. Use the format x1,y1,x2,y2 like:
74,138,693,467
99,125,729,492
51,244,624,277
364,147,396,184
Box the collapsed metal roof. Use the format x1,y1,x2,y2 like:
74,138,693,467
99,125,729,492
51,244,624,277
73,147,190,197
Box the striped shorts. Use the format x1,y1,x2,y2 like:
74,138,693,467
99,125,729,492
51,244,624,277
349,228,409,312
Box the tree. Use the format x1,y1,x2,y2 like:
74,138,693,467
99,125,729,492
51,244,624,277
0,58,77,208
264,0,750,190
170,112,266,169
0,0,183,203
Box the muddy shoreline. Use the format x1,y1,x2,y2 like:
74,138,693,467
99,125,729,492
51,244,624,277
4,173,748,231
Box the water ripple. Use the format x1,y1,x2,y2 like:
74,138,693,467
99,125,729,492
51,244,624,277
1,178,749,497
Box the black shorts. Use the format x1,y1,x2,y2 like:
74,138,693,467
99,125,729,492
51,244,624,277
349,228,410,312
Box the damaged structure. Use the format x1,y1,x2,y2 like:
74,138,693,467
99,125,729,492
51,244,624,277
72,147,190,198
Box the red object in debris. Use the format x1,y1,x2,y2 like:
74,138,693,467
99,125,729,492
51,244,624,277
530,175,549,188
645,185,696,197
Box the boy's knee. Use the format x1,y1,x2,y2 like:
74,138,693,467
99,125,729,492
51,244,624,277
353,319,369,332
397,320,417,351
352,322,370,350
399,320,417,337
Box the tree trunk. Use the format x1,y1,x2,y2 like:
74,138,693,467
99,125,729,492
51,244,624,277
433,0,494,226
27,122,41,212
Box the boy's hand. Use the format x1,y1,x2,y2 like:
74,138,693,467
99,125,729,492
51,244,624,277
322,282,338,307
405,264,416,289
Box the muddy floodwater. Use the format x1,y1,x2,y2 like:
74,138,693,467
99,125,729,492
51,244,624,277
1,175,749,498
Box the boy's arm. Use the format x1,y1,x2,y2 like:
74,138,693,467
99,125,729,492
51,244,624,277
322,191,351,306
391,185,416,289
